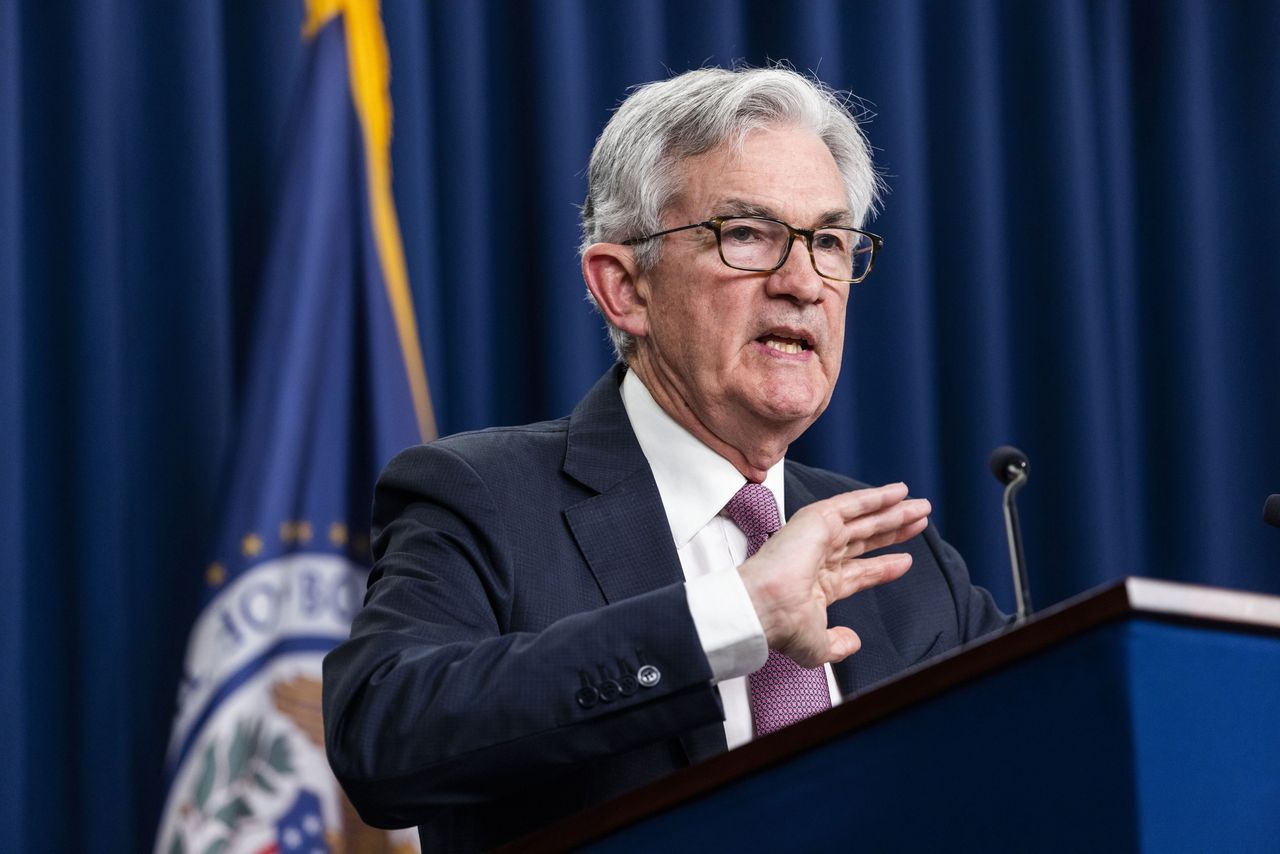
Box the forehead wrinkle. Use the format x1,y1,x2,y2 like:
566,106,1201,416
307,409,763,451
670,129,851,229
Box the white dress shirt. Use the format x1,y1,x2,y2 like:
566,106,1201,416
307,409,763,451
620,370,842,749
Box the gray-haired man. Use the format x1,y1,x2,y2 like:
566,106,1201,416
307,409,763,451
324,66,1007,852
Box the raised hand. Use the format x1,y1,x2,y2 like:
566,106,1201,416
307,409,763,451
738,482,930,668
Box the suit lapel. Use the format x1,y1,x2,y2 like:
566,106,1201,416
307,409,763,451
785,466,908,696
564,470,686,604
562,366,687,603
562,366,728,763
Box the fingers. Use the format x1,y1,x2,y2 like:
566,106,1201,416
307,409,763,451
824,552,914,603
811,483,931,558
825,481,910,522
846,499,930,548
840,511,929,560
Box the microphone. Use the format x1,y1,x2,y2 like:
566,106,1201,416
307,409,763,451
1265,495,1280,529
989,445,1032,622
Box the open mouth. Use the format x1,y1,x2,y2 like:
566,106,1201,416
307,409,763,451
757,333,813,355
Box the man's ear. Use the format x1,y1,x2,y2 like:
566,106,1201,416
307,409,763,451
582,243,650,339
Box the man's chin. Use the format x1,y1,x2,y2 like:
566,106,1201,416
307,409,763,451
745,379,831,424
746,397,826,434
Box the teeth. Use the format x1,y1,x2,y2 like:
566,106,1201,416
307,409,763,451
764,338,804,354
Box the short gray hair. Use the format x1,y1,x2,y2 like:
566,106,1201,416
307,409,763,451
581,66,883,361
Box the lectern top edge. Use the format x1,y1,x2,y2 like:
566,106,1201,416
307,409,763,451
1123,577,1280,630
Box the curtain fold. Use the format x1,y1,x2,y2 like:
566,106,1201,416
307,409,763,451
2,1,1278,850
0,0,25,848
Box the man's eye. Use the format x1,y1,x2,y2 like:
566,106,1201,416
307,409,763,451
723,224,766,243
813,231,848,253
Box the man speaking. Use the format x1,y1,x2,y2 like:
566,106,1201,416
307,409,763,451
323,66,1008,851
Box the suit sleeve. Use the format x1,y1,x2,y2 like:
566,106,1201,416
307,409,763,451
322,443,724,829
924,525,1013,643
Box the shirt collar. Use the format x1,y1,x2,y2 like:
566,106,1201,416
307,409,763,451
620,369,786,547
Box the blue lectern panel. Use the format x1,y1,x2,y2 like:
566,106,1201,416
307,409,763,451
1127,621,1280,852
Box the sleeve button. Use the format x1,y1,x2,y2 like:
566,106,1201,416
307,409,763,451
637,664,661,688
575,685,599,709
597,679,621,703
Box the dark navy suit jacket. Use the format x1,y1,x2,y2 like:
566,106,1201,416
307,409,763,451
323,365,1008,851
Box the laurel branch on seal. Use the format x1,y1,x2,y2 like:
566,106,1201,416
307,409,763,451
166,717,295,854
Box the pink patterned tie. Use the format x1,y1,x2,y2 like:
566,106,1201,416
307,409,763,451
723,483,832,737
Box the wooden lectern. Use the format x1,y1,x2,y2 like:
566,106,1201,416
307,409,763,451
512,578,1280,852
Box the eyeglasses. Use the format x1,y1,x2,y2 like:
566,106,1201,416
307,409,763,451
622,215,883,284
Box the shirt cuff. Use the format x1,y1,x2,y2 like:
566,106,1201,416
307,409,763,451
685,565,769,683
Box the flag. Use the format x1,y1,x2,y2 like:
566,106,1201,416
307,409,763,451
156,2,431,852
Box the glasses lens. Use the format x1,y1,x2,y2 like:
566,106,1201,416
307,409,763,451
813,228,874,282
717,218,790,271
717,218,875,282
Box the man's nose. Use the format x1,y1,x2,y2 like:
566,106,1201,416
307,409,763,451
765,238,825,304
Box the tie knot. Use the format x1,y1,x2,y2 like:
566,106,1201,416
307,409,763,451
723,482,781,540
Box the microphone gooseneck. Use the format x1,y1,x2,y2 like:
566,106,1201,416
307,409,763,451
989,445,1032,622
1265,495,1280,529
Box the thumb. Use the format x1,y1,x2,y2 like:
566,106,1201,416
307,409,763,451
823,626,861,665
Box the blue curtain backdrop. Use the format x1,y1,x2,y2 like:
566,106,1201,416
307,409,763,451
2,1,1278,851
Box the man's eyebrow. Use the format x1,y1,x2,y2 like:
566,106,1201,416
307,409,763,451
715,199,855,228
815,209,856,228
716,198,777,219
